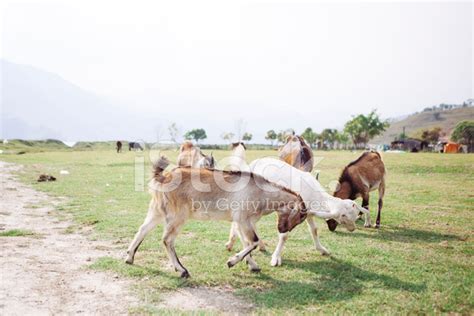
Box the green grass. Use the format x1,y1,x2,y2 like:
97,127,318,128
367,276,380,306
1,150,473,314
0,229,36,237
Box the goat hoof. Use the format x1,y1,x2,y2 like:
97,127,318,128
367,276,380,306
180,270,190,278
225,243,233,252
270,257,282,267
250,266,261,273
125,257,134,265
364,223,372,228
227,257,237,268
375,224,380,229
319,249,330,256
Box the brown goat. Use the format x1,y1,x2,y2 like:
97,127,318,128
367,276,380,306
327,151,386,231
279,135,314,172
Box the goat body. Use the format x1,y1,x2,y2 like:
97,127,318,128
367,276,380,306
329,151,386,230
125,157,308,277
279,135,314,172
247,158,368,266
227,142,248,172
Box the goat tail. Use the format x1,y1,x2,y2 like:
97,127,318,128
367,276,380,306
153,156,170,182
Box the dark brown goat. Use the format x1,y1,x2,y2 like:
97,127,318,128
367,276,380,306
327,151,386,231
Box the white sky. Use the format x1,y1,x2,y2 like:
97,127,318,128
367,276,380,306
1,0,472,143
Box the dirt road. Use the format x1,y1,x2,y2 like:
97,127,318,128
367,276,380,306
0,161,139,314
0,161,252,315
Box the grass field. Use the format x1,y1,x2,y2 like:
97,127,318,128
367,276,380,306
1,150,473,314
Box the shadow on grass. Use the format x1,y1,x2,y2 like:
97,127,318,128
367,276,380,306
90,256,178,282
241,257,425,309
335,225,460,243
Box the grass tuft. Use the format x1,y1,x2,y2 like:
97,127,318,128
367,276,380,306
0,229,36,237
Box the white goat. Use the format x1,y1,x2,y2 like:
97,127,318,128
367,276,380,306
226,142,248,172
249,157,369,266
224,142,266,251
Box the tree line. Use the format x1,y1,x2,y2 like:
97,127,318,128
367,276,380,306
174,110,389,149
266,110,388,149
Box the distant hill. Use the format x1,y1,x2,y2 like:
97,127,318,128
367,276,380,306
0,139,70,154
0,59,162,141
372,106,474,144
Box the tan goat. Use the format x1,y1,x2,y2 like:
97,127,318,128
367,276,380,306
125,157,308,278
279,135,314,172
177,141,215,168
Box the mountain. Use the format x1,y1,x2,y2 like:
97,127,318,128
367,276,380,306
0,59,162,141
372,106,474,144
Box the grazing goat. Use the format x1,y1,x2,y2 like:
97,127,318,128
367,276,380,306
177,141,215,168
248,158,369,266
129,142,143,151
116,141,122,153
125,157,309,277
327,151,386,231
279,135,314,172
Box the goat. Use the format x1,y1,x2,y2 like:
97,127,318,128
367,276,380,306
279,135,314,172
125,156,309,277
116,141,122,153
224,142,264,251
225,142,269,251
129,142,143,151
227,136,314,252
227,142,248,172
248,157,369,266
327,151,386,231
177,141,215,169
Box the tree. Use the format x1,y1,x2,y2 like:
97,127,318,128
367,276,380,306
221,132,235,144
421,127,442,144
277,129,295,144
184,128,207,143
301,127,317,148
242,132,252,142
398,132,407,141
265,130,277,146
320,128,338,149
451,120,474,152
344,110,389,148
336,131,350,149
168,123,180,144
235,118,247,141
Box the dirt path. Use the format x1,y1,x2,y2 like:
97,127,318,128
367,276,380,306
0,161,139,315
0,161,253,315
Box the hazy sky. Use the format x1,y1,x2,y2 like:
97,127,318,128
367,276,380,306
1,0,472,143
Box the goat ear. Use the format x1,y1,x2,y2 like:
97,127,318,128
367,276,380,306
356,204,369,214
277,213,289,233
326,219,338,231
